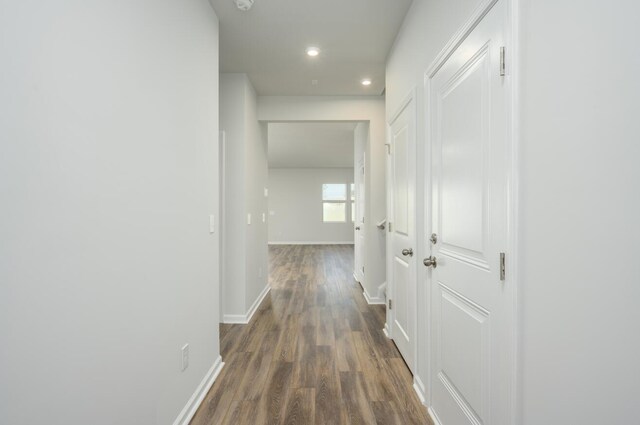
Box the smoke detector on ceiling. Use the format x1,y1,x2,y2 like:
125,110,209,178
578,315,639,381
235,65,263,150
233,0,254,11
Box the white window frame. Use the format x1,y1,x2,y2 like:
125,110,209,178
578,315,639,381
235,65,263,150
322,183,347,223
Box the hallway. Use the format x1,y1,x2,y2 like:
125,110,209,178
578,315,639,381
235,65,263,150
191,245,431,424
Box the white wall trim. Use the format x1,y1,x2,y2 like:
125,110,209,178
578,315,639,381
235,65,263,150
223,284,271,324
246,283,271,324
428,407,444,425
268,241,354,245
173,356,224,425
413,375,427,405
383,322,390,338
362,287,386,305
222,314,247,324
508,1,520,422
377,281,387,300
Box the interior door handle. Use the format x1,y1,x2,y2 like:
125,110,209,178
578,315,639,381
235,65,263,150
355,226,360,230
423,256,437,268
402,248,413,257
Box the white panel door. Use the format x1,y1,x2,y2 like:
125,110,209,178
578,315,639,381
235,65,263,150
427,2,511,425
390,97,417,372
354,156,365,282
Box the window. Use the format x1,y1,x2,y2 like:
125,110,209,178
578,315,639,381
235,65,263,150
322,184,347,222
350,183,355,222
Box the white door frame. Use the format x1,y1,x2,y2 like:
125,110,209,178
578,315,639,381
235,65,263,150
421,0,519,423
387,87,418,371
219,130,226,322
354,152,366,283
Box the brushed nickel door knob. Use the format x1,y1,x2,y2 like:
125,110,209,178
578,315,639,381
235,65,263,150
423,256,437,268
402,248,413,257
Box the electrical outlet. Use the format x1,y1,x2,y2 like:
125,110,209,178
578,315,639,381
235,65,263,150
181,344,189,372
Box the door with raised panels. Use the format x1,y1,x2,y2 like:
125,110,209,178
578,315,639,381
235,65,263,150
427,1,512,424
389,95,417,372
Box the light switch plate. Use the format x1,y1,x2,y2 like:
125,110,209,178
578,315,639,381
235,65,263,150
262,213,266,223
264,188,268,197
209,215,215,233
247,213,251,225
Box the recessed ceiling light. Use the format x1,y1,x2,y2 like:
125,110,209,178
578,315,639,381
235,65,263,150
306,47,320,57
361,79,372,86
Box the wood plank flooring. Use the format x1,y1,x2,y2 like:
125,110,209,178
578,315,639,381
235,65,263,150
190,244,432,425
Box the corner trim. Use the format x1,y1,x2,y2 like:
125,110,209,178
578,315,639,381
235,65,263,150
428,407,444,425
362,288,386,305
246,283,271,324
173,356,224,425
222,314,248,324
223,284,271,324
383,322,390,338
413,375,427,405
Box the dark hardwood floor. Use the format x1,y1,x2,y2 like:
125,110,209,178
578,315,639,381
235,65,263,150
190,244,432,425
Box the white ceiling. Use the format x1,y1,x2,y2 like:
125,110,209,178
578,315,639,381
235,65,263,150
268,123,356,168
209,0,413,95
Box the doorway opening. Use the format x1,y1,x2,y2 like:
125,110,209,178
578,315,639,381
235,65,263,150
265,121,368,283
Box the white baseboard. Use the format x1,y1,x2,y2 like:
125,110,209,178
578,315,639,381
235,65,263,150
383,322,390,338
173,355,224,425
428,407,443,425
222,314,247,324
246,283,270,323
268,241,354,245
362,287,386,305
413,375,427,405
223,284,271,324
377,281,387,300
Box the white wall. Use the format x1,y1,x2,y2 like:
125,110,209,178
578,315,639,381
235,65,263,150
0,2,221,424
517,1,640,423
220,74,247,318
386,0,484,401
220,74,268,320
268,168,355,244
243,81,269,313
258,96,387,302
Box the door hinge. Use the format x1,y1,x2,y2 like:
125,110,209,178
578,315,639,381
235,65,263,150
385,143,392,155
500,252,506,281
388,299,392,310
388,222,392,232
499,46,506,76
362,266,365,275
